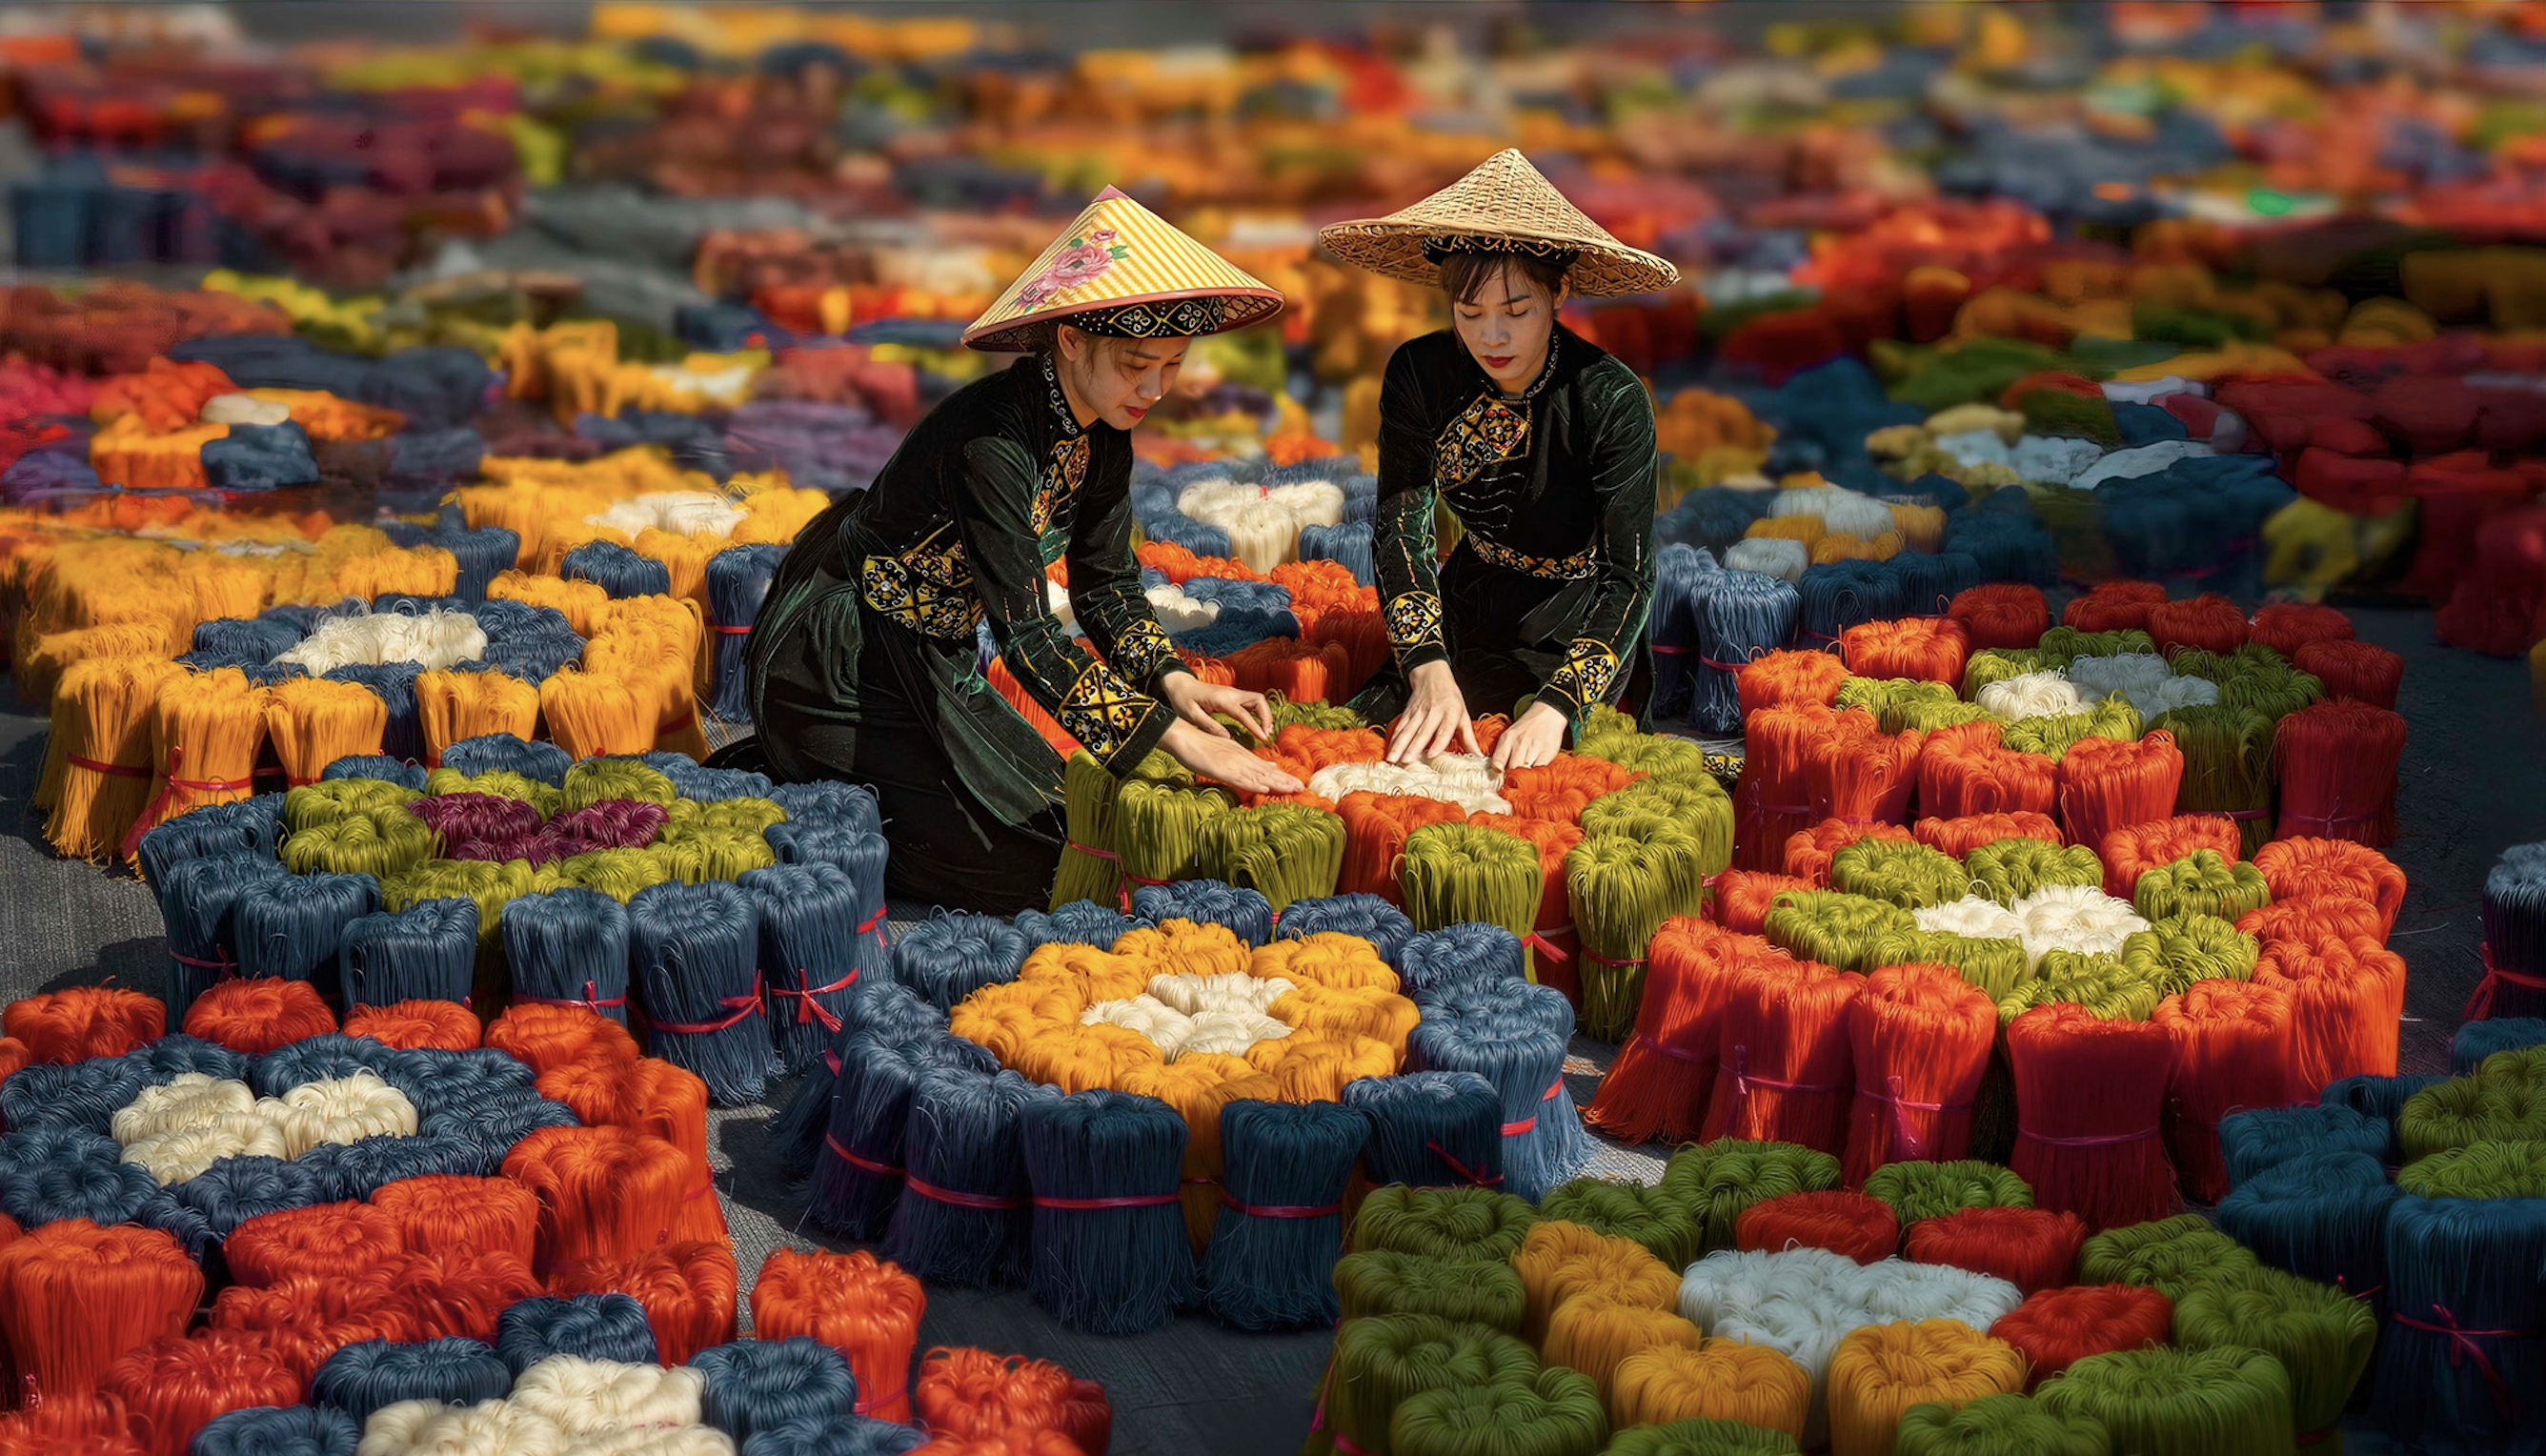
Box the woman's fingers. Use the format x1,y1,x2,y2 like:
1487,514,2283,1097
1458,718,1482,758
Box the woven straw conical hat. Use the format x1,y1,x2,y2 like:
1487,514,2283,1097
1317,149,1679,298
962,187,1285,354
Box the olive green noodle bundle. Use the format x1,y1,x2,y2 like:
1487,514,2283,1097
1331,1251,1527,1332
1830,839,1971,911
2034,1346,2295,1456
2395,1139,2546,1198
652,828,778,884
2396,1076,2546,1162
280,806,437,879
1206,801,1345,912
2117,915,2257,997
1345,1185,1541,1262
1592,734,1716,788
424,767,562,819
286,779,422,832
381,855,541,1001
1270,695,1364,733
1052,751,1130,911
1869,928,2032,1003
1861,1159,2034,1223
2165,649,2241,687
1764,891,1917,971
660,796,787,839
1582,779,1734,880
1892,1394,2106,1456
1658,1138,1841,1253
2034,627,2157,667
2132,849,2270,922
1603,1419,1800,1456
1574,705,1642,758
1961,838,2102,907
2173,1264,2376,1445
1838,678,1963,735
2220,657,2323,724
1389,1365,1606,1456
1116,778,1237,886
1401,822,1545,976
1997,698,2141,761
559,758,677,811
2077,1214,2261,1297
1894,698,1997,734
1568,828,1710,1041
1322,1314,1544,1456
1538,1176,1707,1270
1961,649,2051,699
556,846,675,902
2000,948,2159,1023
2147,705,2274,856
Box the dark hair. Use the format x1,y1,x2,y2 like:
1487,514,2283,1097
1438,250,1571,307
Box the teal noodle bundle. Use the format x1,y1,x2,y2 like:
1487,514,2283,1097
1962,839,2101,908
163,1152,328,1238
439,733,572,785
881,1064,1057,1289
562,539,672,598
138,795,284,887
2034,1346,2296,1456
689,1335,861,1447
1321,1314,1543,1456
706,544,784,720
740,861,885,1076
1890,1394,2105,1456
156,854,290,1021
325,755,432,789
188,1405,361,1456
2452,1018,2546,1074
2218,1104,2390,1189
2213,1152,2399,1323
1830,839,1971,912
1397,924,1526,1005
1650,544,1713,722
811,1030,936,1240
339,898,480,1010
894,912,1030,1012
1692,569,1804,735
626,879,769,1105
1657,1138,1842,1254
2173,1264,2377,1446
1567,831,1709,1041
766,780,881,837
1389,1364,1607,1456
1132,879,1274,946
1021,1087,1197,1336
1281,894,1416,963
1796,559,1907,647
232,870,381,994
502,888,633,1024
311,1336,514,1420
495,1292,660,1372
1404,980,1587,1203
1861,1160,2033,1224
1016,899,1138,951
1331,1251,1527,1333
1343,1070,1506,1192
2373,1194,2546,1450
1398,824,1546,977
730,1414,930,1455
1202,1098,1366,1331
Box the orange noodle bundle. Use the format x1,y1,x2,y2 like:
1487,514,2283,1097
1806,718,1925,826
2147,594,2249,656
1840,617,1969,684
752,1248,928,1423
223,1202,406,1286
1543,1296,1703,1410
343,999,481,1050
2292,639,2403,710
1844,963,1996,1182
1784,819,1913,888
1902,1206,2088,1297
206,1274,419,1381
2246,602,2354,659
1913,811,2063,859
2005,1003,2178,1231
500,1124,690,1270
485,1002,639,1077
2055,731,2183,857
1222,638,1352,703
0,1220,203,1405
2253,935,2407,1097
1738,650,1849,716
913,1348,1108,1454
2236,896,2387,956
0,1389,140,1456
1708,871,1813,936
99,1330,302,1456
2,984,162,1063
1734,1189,1899,1263
546,1241,738,1365
1987,1284,2172,1387
2273,700,2406,850
1917,723,2057,820
260,677,388,789
370,1246,543,1344
1609,1340,1811,1441
1826,1318,2028,1456
1702,960,1864,1154
908,1433,1086,1456
1949,583,2051,650
182,977,337,1053
2152,980,2299,1203
1337,792,1468,903
2063,581,2167,633
535,1054,724,1246
370,1175,541,1264
1587,919,1765,1143
2251,837,2406,938
1735,702,1837,871
2097,815,2239,900
1499,756,1640,823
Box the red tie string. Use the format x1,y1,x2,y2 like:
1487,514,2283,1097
69,755,150,779
1031,1192,1181,1211
2465,942,2546,1022
651,976,764,1036
120,744,257,858
1857,1075,1972,1162
771,967,858,1034
1220,1192,1344,1219
1424,1140,1501,1188
712,623,753,636
1626,1030,1706,1062
823,1134,903,1180
519,982,628,1015
905,1173,1026,1211
2391,1304,2527,1423
2015,1124,2158,1148
1526,927,1575,971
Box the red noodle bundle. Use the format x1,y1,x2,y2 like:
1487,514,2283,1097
1702,961,1864,1154
1735,1189,1899,1264
2098,816,2240,900
2253,936,2408,1098
752,1248,929,1423
1843,963,1996,1183
2151,980,2298,1203
1902,1206,2087,1297
1,986,162,1064
2056,733,2184,859
2250,838,2407,938
2005,1003,2178,1232
547,1241,738,1365
2292,639,2403,709
1988,1284,2172,1387
1587,920,1768,1143
2272,700,2406,847
1948,584,2050,651
1912,812,2064,859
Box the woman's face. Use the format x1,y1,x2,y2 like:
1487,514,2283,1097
1057,327,1187,431
1451,262,1562,394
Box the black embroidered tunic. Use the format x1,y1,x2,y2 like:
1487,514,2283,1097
1353,324,1658,726
742,355,1186,902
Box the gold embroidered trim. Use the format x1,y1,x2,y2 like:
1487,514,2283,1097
1055,658,1155,761
1545,637,1620,708
1467,533,1596,580
1384,591,1445,658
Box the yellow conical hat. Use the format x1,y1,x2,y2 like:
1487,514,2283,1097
1317,149,1680,298
962,187,1285,354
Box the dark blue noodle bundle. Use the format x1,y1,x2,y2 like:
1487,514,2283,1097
302,1131,499,1200
2214,1151,2400,1323
1405,979,1587,1203
628,880,771,1105
323,661,425,764
136,793,284,886
338,898,478,1011
2,1060,148,1136
766,986,956,1181
155,854,291,1021
135,1034,249,1082
495,1293,660,1374
322,756,431,790
1277,894,1413,963
882,1064,1056,1289
562,539,672,598
251,1032,402,1096
162,1153,326,1239
1201,1099,1366,1331
1687,566,1802,736
438,732,573,785
767,780,881,837
1796,559,1907,651
1013,900,1138,952
2220,1104,2392,1189
311,1337,514,1420
2320,1074,2447,1163
2475,841,2546,1021
1342,1070,1505,1193
706,543,785,721
2371,1194,2546,1452
894,912,1030,1013
690,1335,861,1447
188,1405,360,1456
1395,923,1526,1006
0,1124,158,1227
232,870,378,998
808,1031,927,1241
737,1414,931,1455
501,888,633,1024
2451,1018,2546,1074
1647,542,1714,722
1895,550,1982,618
1131,880,1273,946
741,863,883,1076
1021,1088,1196,1335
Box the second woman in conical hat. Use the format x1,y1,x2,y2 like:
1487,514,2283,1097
733,188,1302,913
1319,150,1676,775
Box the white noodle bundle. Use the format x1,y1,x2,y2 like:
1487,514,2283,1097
588,491,748,540
1977,672,2089,722
111,1073,255,1145
1081,995,1199,1056
121,1111,293,1185
1177,478,1344,574
202,394,293,427
274,608,489,674
508,1358,706,1437
1767,486,1896,538
1913,897,2027,941
2009,883,2149,967
1147,972,1293,1016
1725,537,1808,583
1179,1010,1291,1058
262,1071,420,1159
1143,580,1221,633
359,1399,567,1456
1307,754,1509,815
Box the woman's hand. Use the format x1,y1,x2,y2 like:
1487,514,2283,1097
1160,674,1277,744
1386,660,1479,764
1488,701,1569,776
1162,719,1305,797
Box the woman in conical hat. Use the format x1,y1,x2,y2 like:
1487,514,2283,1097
734,188,1301,913
1318,149,1677,774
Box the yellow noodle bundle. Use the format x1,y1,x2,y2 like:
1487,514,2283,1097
415,670,542,766
261,677,389,788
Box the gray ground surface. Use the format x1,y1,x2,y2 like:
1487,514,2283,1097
0,604,2520,1454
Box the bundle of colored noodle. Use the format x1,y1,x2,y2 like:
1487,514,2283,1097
1702,961,1863,1156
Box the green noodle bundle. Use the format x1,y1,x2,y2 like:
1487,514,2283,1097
1894,698,1997,733
559,758,677,811
280,807,437,879
660,796,787,839
1763,891,1916,971
1892,1394,2106,1456
1658,1138,1841,1253
1998,698,2141,761
381,856,540,1002
1962,838,2102,907
1331,1251,1527,1332
2172,1265,2376,1445
2395,1076,2546,1162
1323,1315,1544,1456
2077,1214,2262,1297
1345,1186,1541,1263
1116,779,1237,886
2034,1347,2295,1456
2000,948,2159,1023
285,779,422,832
1207,802,1345,912
1537,1176,1707,1270
2117,915,2257,997
1574,705,1642,758
1592,736,1718,793
2220,659,2323,724
556,847,674,902
1861,1160,2033,1223
2480,1044,2546,1087
1400,822,1545,964
1271,695,1364,732
652,829,777,884
1568,830,1710,1041
1389,1365,1606,1456
2395,1139,2546,1198
1838,678,1963,735
1582,778,1735,880
1961,649,2051,699
2033,627,2157,666
1052,751,1129,911
1869,929,2032,1004
425,767,562,819
1830,839,1971,911
2132,850,2270,922
2147,705,2274,856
